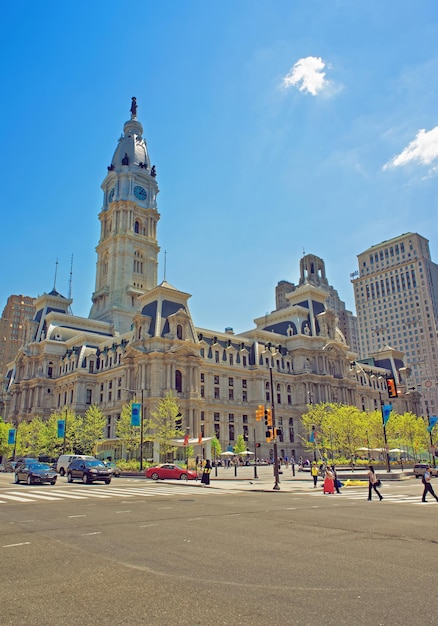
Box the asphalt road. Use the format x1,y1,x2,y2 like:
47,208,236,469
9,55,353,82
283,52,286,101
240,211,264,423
0,474,435,626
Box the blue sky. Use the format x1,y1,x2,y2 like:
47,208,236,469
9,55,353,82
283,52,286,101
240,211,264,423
1,1,438,334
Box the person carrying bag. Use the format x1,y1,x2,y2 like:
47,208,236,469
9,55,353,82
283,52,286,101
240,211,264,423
367,465,383,501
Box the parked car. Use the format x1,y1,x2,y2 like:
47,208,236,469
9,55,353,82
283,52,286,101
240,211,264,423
145,463,198,481
102,461,121,477
1,460,18,473
67,459,112,484
413,463,438,478
14,461,57,485
57,454,96,476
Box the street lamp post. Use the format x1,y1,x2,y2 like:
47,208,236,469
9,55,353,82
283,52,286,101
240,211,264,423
253,428,258,479
380,393,391,473
62,407,68,454
425,400,436,468
125,388,145,471
366,430,371,461
269,366,280,491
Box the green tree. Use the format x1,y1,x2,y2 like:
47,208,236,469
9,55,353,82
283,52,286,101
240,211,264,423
233,434,247,455
115,401,141,458
0,418,11,460
211,436,222,461
40,413,66,460
16,417,45,458
149,392,182,461
74,404,106,454
301,402,368,462
391,411,428,461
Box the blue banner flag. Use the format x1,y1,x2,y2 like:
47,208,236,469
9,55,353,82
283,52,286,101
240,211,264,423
309,426,317,443
427,416,438,433
57,419,65,438
382,404,392,426
131,403,141,427
8,429,16,445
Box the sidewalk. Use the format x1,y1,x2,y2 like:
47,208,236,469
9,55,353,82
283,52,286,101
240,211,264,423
191,465,413,492
124,465,414,492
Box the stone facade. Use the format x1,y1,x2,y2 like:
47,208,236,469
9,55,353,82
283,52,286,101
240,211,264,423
3,102,421,461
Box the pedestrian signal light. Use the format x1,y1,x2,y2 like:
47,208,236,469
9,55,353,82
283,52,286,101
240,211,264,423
387,377,397,398
265,428,274,443
255,405,264,421
264,408,273,427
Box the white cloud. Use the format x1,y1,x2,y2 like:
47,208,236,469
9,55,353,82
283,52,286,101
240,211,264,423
384,126,438,171
282,56,330,96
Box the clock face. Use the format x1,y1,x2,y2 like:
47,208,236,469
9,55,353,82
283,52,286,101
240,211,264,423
134,185,147,201
109,188,115,202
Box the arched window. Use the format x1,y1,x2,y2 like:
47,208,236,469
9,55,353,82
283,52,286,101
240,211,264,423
177,324,183,340
47,362,53,378
134,220,140,234
175,370,182,393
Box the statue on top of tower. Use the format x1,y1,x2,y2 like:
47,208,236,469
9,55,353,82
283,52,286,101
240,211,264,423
130,97,137,117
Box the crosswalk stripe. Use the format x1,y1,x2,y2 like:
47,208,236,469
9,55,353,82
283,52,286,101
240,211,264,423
0,493,35,502
7,491,62,501
29,489,88,500
0,484,237,505
306,489,429,505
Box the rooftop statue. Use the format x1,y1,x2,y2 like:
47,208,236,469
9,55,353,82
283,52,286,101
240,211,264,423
130,96,137,117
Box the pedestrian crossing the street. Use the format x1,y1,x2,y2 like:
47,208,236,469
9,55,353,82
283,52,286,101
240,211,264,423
307,489,435,506
0,483,236,505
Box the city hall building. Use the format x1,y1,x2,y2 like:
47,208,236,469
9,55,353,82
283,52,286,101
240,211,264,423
3,100,420,461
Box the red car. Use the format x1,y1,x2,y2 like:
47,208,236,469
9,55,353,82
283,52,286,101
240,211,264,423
145,463,198,481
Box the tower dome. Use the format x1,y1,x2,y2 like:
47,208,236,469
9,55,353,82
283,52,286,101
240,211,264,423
109,97,151,171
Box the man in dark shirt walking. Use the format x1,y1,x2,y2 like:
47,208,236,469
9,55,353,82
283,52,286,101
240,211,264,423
422,466,438,503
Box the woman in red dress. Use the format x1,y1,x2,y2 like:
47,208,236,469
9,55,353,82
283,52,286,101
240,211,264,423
323,467,335,494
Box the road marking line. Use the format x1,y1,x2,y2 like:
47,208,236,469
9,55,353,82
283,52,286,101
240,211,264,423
81,531,102,536
0,493,36,502
3,542,31,548
7,491,62,501
116,510,132,514
37,490,88,499
68,514,86,518
63,490,111,498
140,523,159,528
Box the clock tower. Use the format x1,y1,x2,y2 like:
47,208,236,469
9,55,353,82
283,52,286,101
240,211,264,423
89,98,160,333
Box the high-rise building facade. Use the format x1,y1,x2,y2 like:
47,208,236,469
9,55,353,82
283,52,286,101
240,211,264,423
0,295,35,379
3,102,420,462
353,233,438,414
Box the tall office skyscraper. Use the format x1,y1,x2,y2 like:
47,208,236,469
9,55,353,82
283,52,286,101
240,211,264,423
0,295,35,377
352,233,438,414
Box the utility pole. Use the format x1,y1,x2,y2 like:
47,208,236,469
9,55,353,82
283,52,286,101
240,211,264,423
269,366,280,491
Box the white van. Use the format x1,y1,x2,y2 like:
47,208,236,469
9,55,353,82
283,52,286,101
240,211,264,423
57,454,96,476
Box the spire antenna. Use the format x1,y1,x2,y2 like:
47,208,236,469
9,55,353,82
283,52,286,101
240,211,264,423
53,258,59,291
68,254,74,300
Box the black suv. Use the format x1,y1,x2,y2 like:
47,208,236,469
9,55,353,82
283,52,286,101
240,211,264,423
67,459,112,484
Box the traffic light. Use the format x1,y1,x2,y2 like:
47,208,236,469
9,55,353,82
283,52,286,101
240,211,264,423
175,412,182,429
264,407,274,441
387,377,398,399
255,405,264,421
